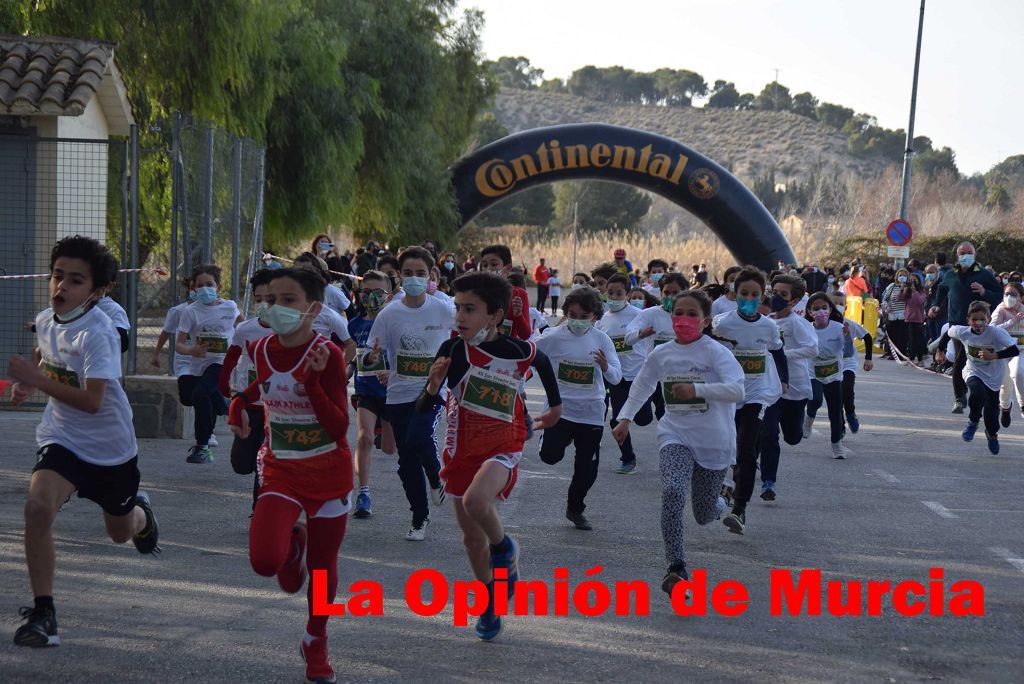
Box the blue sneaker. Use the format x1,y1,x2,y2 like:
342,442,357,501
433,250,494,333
986,431,1000,455
760,480,776,502
615,461,637,474
847,413,860,434
962,421,978,442
354,491,372,519
490,536,519,600
474,582,502,641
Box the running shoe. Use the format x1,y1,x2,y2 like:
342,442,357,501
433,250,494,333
353,491,372,519
475,583,502,642
952,398,965,414
490,536,519,600
847,413,860,434
719,484,734,509
803,415,815,437
278,522,308,594
986,431,1000,455
566,510,592,531
760,480,776,502
13,606,59,647
715,495,727,520
962,421,978,442
429,482,446,508
186,444,213,464
724,510,745,535
132,490,160,554
207,434,219,447
831,440,852,459
615,461,638,475
1001,408,1011,428
406,518,430,541
661,564,689,597
300,635,336,684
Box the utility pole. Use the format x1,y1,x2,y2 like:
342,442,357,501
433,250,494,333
773,68,780,110
896,0,926,272
571,202,578,277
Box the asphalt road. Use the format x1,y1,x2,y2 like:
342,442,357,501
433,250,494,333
1,359,1022,682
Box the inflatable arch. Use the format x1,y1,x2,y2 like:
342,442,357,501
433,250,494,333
450,123,796,270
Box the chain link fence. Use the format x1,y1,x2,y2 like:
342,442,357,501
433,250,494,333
0,114,265,407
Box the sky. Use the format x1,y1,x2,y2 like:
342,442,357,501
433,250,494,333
456,0,1022,176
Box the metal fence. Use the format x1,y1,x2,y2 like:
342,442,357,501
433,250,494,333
0,114,265,405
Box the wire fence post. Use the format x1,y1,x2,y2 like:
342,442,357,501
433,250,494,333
203,125,215,264
119,139,128,305
127,124,140,375
168,112,181,375
231,138,243,300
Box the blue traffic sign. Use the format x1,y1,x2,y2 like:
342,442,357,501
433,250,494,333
886,219,913,247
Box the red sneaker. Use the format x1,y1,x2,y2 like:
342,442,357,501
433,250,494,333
277,521,307,594
301,634,336,684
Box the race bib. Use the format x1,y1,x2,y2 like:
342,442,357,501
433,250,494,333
662,374,708,413
268,414,334,457
652,332,674,348
395,349,433,380
42,360,80,388
1015,334,1024,346
197,334,229,355
733,348,767,376
557,359,596,388
813,357,841,381
610,335,633,355
356,348,386,377
462,366,519,423
966,345,993,364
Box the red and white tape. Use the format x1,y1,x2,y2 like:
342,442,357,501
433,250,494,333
0,267,169,280
262,253,362,282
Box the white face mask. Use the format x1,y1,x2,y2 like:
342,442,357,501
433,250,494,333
1005,295,1019,309
468,325,490,346
607,299,627,313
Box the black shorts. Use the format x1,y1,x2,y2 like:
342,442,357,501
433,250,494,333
34,444,141,516
177,375,197,406
352,393,387,419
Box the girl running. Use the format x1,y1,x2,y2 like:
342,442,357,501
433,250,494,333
227,266,352,684
418,272,561,641
712,266,787,535
804,293,851,459
612,289,744,596
937,301,1018,454
990,281,1024,428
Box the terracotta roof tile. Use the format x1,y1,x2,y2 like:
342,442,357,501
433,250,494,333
0,35,115,116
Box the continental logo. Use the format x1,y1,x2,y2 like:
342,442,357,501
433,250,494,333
474,139,690,198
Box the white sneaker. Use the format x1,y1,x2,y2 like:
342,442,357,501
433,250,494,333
406,518,430,541
429,482,446,508
831,440,852,459
803,415,815,437
208,434,218,447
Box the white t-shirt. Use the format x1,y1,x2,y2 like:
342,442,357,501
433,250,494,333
529,308,548,339
313,305,351,342
842,320,869,374
948,324,1016,391
95,296,130,329
35,307,137,466
229,317,273,393
642,283,662,299
549,277,561,297
597,304,645,381
618,335,745,471
368,294,455,405
162,302,192,377
711,295,738,318
712,310,784,407
177,299,239,375
392,287,456,312
773,314,818,401
624,305,675,354
792,294,809,319
324,283,351,315
534,324,622,426
811,320,846,385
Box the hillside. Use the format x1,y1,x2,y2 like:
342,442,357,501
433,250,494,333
490,89,894,185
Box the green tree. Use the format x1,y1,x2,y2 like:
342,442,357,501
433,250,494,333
539,77,566,93
756,82,792,112
985,154,1024,194
553,181,652,235
792,92,818,119
484,55,544,90
652,68,707,106
706,80,740,109
913,146,959,180
986,184,1012,212
470,114,554,226
816,102,854,129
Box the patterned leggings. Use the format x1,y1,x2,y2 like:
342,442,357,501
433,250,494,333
660,443,728,567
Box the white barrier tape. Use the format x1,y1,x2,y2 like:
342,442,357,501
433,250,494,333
0,267,169,280
262,253,362,282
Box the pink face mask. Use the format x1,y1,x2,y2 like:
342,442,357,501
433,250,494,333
672,315,703,342
811,309,830,324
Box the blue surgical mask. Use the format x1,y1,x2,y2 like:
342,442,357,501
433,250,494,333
403,276,428,296
737,297,760,317
265,304,313,335
254,302,270,324
959,254,975,268
55,295,95,323
651,272,663,283
196,286,218,304
898,275,908,283
629,299,644,309
188,289,198,302
607,299,627,313
567,318,593,336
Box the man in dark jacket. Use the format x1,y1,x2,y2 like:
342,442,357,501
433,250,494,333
930,241,1002,412
802,265,828,295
